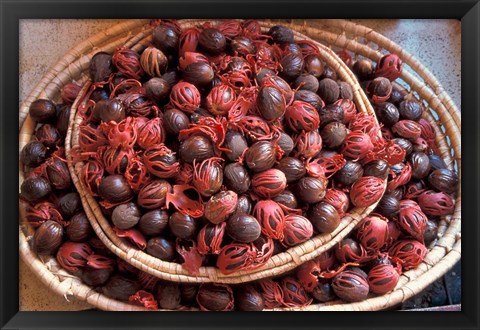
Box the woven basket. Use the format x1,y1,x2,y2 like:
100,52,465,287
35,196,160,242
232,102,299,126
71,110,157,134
19,19,460,311
67,19,388,284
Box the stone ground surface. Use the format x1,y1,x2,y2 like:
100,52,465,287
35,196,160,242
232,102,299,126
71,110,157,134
19,19,461,311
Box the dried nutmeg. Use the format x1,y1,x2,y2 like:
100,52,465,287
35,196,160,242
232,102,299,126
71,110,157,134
140,46,168,77
277,132,295,157
293,74,319,93
273,190,298,210
236,285,265,311
294,89,325,111
245,140,277,172
334,160,364,186
102,275,139,301
163,109,190,136
293,131,323,159
144,77,170,102
279,53,304,81
399,100,423,121
33,220,64,255
21,141,47,168
98,175,133,205
183,62,215,87
275,157,306,183
153,24,180,53
363,159,390,180
204,190,238,224
21,176,52,202
206,84,236,116
352,59,373,81
409,151,431,179
367,77,392,104
199,28,226,54
375,194,400,218
223,163,251,194
308,202,340,234
321,121,347,149
223,130,248,162
66,212,93,242
323,188,349,215
318,78,340,104
231,195,253,218
143,144,180,179
268,25,294,44
197,222,226,255
196,283,234,311
156,283,181,310
282,215,314,247
257,85,286,121
312,282,336,302
428,169,459,194
45,157,72,190
227,214,261,243
304,54,325,77
424,219,438,245
295,177,326,204
94,98,126,123
89,52,113,82
146,237,175,261
82,268,113,287
375,102,400,127
29,99,57,123
179,135,215,164
137,179,172,209
392,138,413,156
428,155,448,171
231,36,256,57
58,192,82,218
332,270,369,302
138,210,169,236
169,211,198,240
112,202,141,230
392,120,422,140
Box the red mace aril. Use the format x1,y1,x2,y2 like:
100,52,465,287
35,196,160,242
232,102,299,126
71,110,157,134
284,100,320,132
336,49,353,67
396,200,427,243
206,84,237,116
384,220,402,249
86,254,115,270
204,190,238,224
112,47,144,80
334,99,357,125
280,277,313,307
178,28,201,56
166,184,204,218
169,81,201,113
56,242,93,273
281,214,314,247
367,263,401,294
124,156,151,192
253,200,285,240
44,156,72,190
374,53,403,81
114,227,147,250
296,260,321,293
392,120,422,140
175,162,194,185
318,250,337,271
293,131,323,159
388,239,428,271
101,145,135,175
61,82,82,104
192,157,223,197
178,51,209,70
349,176,385,208
197,222,226,255
252,169,287,199
335,238,370,264
137,179,172,209
250,236,275,269
78,125,108,152
216,243,255,275
356,215,389,252
102,117,138,149
129,290,158,310
143,144,180,178
81,159,104,196
121,91,157,118
323,188,350,216
348,113,381,142
137,117,166,149
417,190,455,216
387,162,412,192
25,202,64,228
262,75,294,104
217,20,243,39
341,131,374,161
258,279,284,309
176,239,202,276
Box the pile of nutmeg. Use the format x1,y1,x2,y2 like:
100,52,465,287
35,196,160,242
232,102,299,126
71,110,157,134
19,20,458,310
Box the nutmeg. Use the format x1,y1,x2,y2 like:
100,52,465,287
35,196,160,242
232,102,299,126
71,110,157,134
66,212,93,242
226,214,261,243
308,202,340,234
111,202,141,230
33,220,64,255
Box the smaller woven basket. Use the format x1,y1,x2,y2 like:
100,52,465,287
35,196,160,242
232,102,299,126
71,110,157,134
67,19,387,284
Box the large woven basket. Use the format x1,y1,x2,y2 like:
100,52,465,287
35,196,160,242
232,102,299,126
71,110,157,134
19,19,460,311
67,19,386,284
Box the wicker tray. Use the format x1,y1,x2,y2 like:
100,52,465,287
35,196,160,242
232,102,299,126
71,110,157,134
19,19,460,311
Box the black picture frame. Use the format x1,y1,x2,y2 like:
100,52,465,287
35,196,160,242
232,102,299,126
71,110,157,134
1,0,479,329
